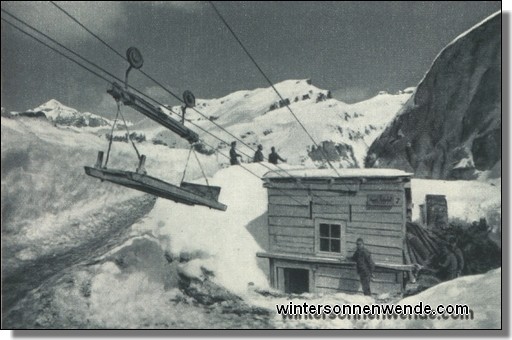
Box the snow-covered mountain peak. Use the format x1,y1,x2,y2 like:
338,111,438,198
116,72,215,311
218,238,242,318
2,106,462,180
5,80,411,168
36,98,69,110
33,99,79,120
184,78,331,126
20,99,122,128
156,80,412,168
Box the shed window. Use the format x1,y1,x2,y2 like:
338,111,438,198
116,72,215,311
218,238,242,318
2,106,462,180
319,223,341,253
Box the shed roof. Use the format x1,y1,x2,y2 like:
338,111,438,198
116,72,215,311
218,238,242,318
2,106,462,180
264,168,412,179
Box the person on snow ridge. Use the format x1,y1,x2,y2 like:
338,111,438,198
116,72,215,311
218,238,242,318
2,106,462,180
230,141,242,165
268,146,287,165
253,144,264,163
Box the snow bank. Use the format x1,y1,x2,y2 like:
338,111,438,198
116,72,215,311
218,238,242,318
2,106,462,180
10,238,234,328
369,268,501,329
128,164,500,297
4,135,502,328
131,162,288,296
1,117,220,266
245,290,376,329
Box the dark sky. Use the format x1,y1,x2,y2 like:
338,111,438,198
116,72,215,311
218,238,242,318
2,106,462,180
1,1,502,119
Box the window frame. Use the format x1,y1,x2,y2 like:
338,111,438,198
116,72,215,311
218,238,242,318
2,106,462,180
315,218,346,258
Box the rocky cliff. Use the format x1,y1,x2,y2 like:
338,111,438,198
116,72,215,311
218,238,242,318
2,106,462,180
366,12,501,180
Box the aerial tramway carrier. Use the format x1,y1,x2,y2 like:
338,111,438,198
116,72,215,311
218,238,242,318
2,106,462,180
84,47,227,211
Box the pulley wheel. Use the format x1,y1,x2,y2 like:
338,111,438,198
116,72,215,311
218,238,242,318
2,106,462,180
126,47,143,69
183,90,196,108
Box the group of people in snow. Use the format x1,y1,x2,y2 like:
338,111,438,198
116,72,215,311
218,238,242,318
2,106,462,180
229,141,287,165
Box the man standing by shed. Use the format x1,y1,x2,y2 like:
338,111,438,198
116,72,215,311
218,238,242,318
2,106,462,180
350,238,375,296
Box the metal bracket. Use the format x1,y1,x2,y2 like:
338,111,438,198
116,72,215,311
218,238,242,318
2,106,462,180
124,47,144,89
108,82,199,144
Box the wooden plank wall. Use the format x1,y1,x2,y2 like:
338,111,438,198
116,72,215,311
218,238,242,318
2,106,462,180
315,265,403,295
272,259,403,295
267,179,406,263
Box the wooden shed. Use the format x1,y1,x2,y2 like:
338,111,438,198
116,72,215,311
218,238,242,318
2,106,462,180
257,168,414,296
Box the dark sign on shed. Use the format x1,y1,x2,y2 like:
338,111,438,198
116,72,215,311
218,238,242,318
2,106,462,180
366,194,401,209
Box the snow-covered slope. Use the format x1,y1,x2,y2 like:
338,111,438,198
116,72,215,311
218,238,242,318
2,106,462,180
3,155,501,328
368,268,501,329
1,116,220,268
367,12,501,180
6,79,410,169
152,79,411,168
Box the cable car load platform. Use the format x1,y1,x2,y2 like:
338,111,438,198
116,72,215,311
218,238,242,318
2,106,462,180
84,166,227,211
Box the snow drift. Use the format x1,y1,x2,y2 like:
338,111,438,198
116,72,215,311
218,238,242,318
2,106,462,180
1,116,220,265
1,70,501,329
2,130,502,327
369,268,501,329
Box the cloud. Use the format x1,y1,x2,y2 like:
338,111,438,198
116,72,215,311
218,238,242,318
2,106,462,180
1,1,127,43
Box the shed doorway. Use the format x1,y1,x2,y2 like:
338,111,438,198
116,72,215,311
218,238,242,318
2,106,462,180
284,268,309,294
